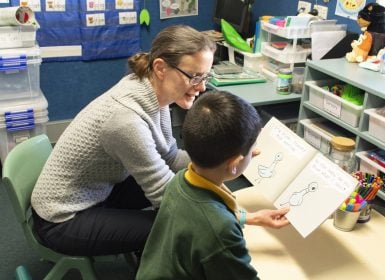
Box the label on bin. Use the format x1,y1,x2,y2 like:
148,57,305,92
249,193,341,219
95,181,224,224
4,109,34,121
323,98,342,118
0,58,27,71
6,124,35,132
5,118,35,132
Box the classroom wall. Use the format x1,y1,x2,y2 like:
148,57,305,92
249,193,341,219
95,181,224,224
41,1,215,121
2,0,374,121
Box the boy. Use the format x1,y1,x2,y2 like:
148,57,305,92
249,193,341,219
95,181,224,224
136,91,290,280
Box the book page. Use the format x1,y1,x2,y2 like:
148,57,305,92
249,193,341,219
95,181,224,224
274,153,358,238
243,117,317,201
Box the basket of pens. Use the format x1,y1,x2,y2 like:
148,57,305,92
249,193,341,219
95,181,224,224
352,171,384,223
334,192,366,231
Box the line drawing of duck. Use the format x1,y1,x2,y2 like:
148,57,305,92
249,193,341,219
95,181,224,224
255,152,284,184
280,182,318,207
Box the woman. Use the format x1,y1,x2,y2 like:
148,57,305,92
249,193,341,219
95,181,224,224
31,25,216,257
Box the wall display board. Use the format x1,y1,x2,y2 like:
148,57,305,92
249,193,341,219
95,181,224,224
9,0,140,60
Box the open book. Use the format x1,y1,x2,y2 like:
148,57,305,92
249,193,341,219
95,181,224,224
243,117,358,238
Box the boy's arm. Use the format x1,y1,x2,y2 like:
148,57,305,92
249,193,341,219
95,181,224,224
245,207,290,228
237,208,290,228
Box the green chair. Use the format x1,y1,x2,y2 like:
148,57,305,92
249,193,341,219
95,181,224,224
2,134,135,280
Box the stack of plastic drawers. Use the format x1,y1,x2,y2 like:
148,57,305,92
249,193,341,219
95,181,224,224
0,26,48,164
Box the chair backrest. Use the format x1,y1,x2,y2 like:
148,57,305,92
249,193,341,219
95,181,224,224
2,134,130,278
2,134,52,223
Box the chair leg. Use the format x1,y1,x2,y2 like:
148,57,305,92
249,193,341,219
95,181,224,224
124,252,139,274
15,266,32,280
43,257,98,280
124,252,135,265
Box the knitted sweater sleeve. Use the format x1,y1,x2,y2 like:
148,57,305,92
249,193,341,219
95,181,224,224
100,109,189,207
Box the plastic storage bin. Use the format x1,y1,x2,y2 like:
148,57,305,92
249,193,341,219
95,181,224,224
356,150,385,200
365,108,385,142
0,25,36,49
0,93,48,163
306,80,363,127
261,21,346,39
225,43,267,72
0,46,42,101
356,150,385,176
301,119,334,154
261,22,311,38
300,118,354,154
261,42,311,64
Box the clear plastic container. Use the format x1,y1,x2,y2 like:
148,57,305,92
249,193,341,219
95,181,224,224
0,46,42,101
328,136,357,173
291,67,305,94
0,25,36,49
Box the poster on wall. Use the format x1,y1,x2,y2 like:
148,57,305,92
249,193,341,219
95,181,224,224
9,0,140,61
159,0,197,19
335,0,366,20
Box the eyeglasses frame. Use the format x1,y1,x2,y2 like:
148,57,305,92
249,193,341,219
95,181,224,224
170,64,213,86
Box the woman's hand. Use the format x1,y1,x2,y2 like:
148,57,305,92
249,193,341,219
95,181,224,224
245,207,290,229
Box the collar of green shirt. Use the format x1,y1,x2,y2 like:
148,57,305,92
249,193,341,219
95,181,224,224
184,163,238,214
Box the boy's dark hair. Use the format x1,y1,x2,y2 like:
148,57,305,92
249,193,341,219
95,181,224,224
182,91,262,168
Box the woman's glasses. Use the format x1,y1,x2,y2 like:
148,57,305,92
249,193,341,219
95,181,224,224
172,65,213,86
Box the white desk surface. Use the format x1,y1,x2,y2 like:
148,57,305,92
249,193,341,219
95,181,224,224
235,187,385,280
208,81,301,107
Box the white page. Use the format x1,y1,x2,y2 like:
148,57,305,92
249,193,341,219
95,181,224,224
243,117,317,201
274,153,358,237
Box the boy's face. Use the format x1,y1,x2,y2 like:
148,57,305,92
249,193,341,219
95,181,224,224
234,143,259,177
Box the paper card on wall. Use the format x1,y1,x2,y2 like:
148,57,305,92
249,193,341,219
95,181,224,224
45,0,66,12
20,0,41,12
86,0,106,11
116,0,134,10
86,13,105,27
119,11,137,25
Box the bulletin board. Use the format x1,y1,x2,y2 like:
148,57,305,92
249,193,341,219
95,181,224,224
9,0,140,61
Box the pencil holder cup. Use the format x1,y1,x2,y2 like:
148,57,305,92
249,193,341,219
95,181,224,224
357,202,372,223
333,209,360,232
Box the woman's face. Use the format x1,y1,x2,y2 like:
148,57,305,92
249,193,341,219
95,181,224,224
161,50,214,109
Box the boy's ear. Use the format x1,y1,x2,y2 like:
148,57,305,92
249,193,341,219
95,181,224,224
227,154,244,173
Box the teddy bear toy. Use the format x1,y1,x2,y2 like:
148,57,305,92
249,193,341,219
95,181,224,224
346,31,373,63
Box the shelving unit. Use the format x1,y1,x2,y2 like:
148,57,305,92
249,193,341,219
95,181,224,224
259,20,346,79
260,22,311,66
297,58,385,201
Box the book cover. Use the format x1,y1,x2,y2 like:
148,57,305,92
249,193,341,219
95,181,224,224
243,117,358,237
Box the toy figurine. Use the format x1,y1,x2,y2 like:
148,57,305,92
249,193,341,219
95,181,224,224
346,31,373,63
357,2,385,33
357,2,385,56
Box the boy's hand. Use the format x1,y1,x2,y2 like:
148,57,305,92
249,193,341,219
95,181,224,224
246,207,290,229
